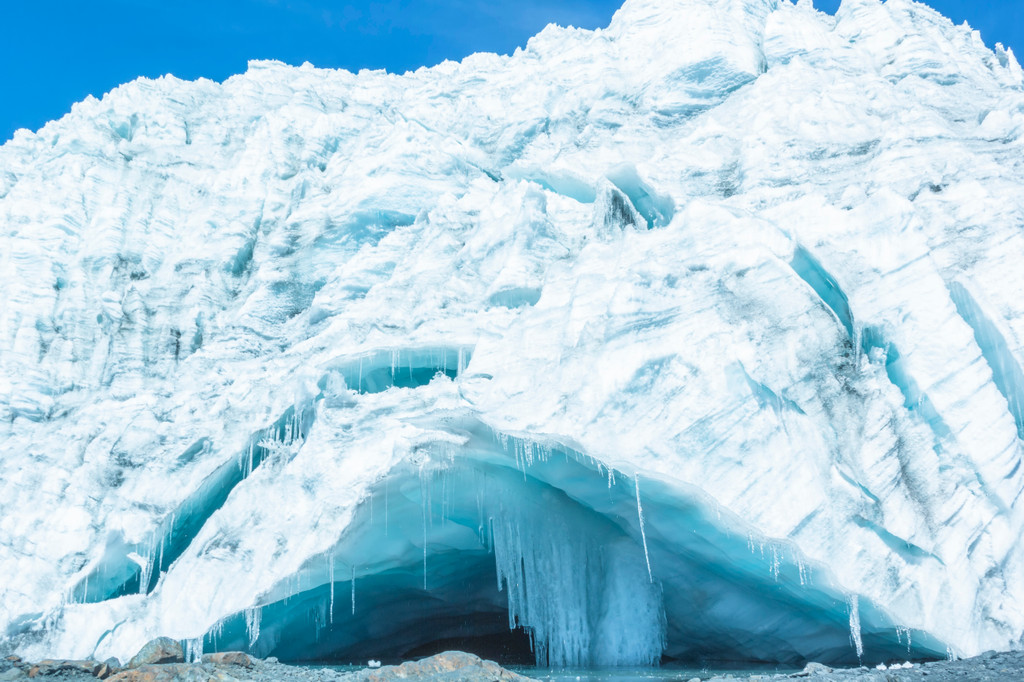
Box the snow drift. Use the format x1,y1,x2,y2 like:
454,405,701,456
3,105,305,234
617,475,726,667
2,0,1024,668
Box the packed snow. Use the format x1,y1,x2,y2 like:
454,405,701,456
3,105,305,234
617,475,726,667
1,0,1023,668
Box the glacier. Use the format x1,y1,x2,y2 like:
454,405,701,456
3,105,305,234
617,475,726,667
2,0,1024,668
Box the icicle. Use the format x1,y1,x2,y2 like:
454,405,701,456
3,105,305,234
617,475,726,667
210,618,225,645
441,467,448,526
351,565,357,615
328,553,335,624
896,626,912,653
634,473,653,583
384,477,389,536
797,559,807,586
421,474,428,590
245,606,262,648
139,554,152,595
145,543,157,592
184,637,203,663
476,481,486,543
158,529,166,577
769,546,781,581
847,595,863,661
490,485,663,667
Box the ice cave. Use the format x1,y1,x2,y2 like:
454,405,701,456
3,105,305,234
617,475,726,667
190,418,949,667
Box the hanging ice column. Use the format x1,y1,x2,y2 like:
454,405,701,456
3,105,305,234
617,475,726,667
490,480,665,667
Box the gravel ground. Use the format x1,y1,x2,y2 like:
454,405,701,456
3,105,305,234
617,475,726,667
707,650,1024,682
3,650,1024,682
0,651,529,682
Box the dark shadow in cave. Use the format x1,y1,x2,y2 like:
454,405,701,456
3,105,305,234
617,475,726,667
203,551,531,665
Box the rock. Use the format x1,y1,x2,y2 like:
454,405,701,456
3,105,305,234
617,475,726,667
96,659,123,680
26,659,101,677
106,664,238,682
200,653,253,668
127,639,184,669
264,657,278,664
360,651,536,682
794,662,834,676
3,658,20,664
0,669,26,681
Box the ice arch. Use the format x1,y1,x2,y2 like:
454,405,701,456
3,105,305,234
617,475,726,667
199,422,947,668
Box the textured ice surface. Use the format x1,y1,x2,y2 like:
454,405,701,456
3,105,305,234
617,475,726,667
2,0,1024,668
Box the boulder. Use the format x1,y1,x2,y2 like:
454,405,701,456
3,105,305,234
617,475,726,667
26,659,101,677
107,664,238,682
96,659,123,680
361,651,536,682
794,662,833,677
0,669,27,681
200,653,252,668
127,639,184,669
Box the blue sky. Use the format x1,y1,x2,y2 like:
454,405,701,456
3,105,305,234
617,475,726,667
1,0,1021,143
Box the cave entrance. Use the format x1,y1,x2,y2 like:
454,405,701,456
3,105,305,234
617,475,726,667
200,431,949,668
203,454,664,667
204,549,534,665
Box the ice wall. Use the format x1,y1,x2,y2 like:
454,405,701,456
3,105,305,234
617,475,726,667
2,0,1024,667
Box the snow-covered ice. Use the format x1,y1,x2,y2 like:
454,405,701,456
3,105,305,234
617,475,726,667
1,0,1024,668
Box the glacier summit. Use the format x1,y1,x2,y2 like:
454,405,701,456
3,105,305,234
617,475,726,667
2,0,1024,668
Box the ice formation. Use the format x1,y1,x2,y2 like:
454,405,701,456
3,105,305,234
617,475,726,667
2,0,1024,668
